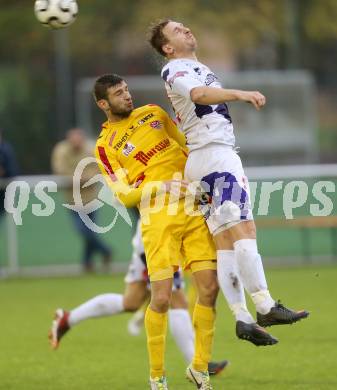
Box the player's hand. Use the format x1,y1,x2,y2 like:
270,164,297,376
163,179,189,199
240,91,266,110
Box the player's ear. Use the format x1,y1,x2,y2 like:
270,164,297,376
162,43,174,56
97,99,109,111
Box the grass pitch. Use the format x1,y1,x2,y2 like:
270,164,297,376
1,266,336,390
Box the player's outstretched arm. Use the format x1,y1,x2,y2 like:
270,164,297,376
190,86,266,110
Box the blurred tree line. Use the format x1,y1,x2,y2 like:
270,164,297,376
0,0,336,173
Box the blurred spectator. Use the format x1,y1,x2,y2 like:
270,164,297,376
51,128,112,272
0,129,19,218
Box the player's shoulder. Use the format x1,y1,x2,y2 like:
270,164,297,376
52,139,69,155
98,120,109,135
133,104,167,118
161,59,196,81
95,121,110,147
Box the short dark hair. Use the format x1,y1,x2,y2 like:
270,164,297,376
93,74,124,100
148,19,171,57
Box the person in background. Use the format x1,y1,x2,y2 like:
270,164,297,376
51,128,112,272
0,128,18,218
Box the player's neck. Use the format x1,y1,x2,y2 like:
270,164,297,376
170,51,198,62
106,112,130,124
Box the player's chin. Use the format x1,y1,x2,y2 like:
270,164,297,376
123,106,134,117
189,40,197,50
128,105,134,113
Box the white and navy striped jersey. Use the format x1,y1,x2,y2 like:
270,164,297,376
161,58,235,151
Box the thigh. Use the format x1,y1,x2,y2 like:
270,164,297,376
192,268,218,290
200,150,254,235
150,278,173,295
123,281,149,311
228,220,257,242
141,204,182,280
213,229,234,250
184,145,219,183
181,213,216,271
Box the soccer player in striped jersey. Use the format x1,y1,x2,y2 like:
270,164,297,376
148,20,309,352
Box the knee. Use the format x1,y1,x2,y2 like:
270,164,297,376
151,291,171,313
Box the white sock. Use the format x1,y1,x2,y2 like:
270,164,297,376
68,293,124,327
217,250,254,323
234,239,275,314
168,309,194,363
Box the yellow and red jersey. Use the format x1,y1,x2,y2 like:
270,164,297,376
95,104,188,208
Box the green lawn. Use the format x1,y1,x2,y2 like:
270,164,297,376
1,267,336,389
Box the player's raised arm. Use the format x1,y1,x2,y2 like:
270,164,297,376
190,87,266,110
163,61,265,112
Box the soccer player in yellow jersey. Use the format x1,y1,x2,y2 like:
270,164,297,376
94,74,218,390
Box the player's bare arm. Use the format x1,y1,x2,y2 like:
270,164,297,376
190,86,266,110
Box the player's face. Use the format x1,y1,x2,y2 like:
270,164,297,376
67,128,85,150
104,81,134,118
162,21,197,56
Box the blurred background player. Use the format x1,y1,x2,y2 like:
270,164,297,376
51,128,112,272
149,19,309,346
49,219,228,376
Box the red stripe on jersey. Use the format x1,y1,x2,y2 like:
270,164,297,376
135,173,146,188
109,131,117,147
97,146,117,182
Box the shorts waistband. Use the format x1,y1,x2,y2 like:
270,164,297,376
190,143,236,153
